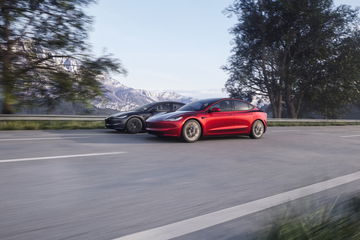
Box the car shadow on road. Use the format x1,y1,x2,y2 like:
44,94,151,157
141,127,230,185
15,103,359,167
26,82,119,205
87,129,251,144
40,129,254,145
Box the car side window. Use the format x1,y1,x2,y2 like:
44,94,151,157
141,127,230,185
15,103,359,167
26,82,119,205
172,103,183,111
212,100,233,112
156,103,172,112
233,100,253,111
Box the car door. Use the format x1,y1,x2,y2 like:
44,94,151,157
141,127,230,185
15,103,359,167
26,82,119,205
231,100,254,133
205,100,236,135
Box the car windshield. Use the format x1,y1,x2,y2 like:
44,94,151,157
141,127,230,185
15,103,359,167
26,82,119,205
178,98,221,111
134,103,156,112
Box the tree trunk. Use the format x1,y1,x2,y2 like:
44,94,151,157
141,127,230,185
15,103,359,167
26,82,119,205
1,4,15,114
277,94,283,118
285,94,297,118
284,82,298,118
286,101,297,118
271,93,283,118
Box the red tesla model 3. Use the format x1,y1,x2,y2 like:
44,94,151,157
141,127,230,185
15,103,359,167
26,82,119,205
146,98,267,142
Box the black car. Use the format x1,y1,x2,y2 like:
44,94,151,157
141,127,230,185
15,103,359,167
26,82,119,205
105,101,185,133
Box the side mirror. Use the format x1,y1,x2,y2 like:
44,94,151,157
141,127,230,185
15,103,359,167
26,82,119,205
209,107,221,113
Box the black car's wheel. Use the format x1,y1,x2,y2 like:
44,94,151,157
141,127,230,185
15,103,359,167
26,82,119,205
126,118,143,134
182,120,202,143
250,120,265,139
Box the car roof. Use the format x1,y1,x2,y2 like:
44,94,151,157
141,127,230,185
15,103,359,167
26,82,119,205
202,98,223,102
202,98,255,107
197,98,248,103
154,101,185,104
214,97,252,103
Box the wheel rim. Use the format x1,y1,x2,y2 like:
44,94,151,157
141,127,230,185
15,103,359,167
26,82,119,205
185,122,200,141
129,119,141,132
253,121,264,138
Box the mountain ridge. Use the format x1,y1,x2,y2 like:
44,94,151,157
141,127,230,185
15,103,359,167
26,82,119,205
92,74,194,112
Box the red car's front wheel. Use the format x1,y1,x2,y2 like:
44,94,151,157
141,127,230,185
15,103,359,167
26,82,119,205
182,120,202,143
250,120,265,139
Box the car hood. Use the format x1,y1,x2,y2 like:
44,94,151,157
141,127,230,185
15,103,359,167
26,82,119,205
108,111,133,118
147,111,197,121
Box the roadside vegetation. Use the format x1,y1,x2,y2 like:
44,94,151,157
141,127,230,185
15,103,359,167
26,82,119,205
0,121,103,130
0,0,125,114
253,195,360,240
0,119,359,130
224,0,360,119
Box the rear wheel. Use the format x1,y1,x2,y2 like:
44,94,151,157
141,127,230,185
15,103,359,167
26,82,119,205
250,120,265,139
182,120,202,143
126,118,143,134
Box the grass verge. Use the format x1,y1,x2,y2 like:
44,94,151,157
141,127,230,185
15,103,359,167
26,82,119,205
257,195,360,240
0,120,104,130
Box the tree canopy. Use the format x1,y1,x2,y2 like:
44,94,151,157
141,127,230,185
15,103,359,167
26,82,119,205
224,0,360,118
0,0,126,113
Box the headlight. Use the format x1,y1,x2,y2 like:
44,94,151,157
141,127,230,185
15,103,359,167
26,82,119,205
115,115,127,119
166,116,183,121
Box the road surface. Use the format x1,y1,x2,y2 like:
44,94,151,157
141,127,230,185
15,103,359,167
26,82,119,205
0,126,359,240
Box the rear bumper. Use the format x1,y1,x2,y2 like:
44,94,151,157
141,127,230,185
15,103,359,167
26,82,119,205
146,121,182,137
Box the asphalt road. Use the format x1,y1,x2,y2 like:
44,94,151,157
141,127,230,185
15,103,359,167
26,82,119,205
0,126,359,240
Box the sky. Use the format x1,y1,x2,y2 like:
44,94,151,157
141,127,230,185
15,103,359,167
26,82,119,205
88,0,359,99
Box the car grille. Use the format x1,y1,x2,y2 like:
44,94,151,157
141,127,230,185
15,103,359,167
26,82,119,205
105,117,112,124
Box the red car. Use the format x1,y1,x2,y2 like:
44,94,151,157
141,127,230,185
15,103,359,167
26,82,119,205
146,98,267,142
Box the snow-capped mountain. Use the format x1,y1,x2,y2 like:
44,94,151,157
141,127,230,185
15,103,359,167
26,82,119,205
16,43,195,112
16,50,195,114
57,56,195,111
93,75,194,111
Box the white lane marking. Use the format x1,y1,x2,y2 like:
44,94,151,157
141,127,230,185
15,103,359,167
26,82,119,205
340,135,360,138
0,133,114,138
0,137,88,142
0,152,126,163
114,170,360,240
45,133,116,136
0,133,124,141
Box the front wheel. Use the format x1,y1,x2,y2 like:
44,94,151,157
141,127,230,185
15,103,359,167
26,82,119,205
126,118,143,134
249,120,265,139
182,120,202,143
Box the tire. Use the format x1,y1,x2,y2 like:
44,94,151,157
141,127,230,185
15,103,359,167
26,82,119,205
126,118,143,134
182,120,202,143
249,120,265,139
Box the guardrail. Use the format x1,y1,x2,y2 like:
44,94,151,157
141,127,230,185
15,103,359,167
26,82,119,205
0,115,359,122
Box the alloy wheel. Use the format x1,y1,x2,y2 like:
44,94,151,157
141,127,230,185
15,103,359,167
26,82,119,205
250,120,265,139
182,120,201,142
126,118,143,134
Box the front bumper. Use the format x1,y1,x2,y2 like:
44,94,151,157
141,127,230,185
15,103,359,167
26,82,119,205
146,121,182,137
105,117,126,130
